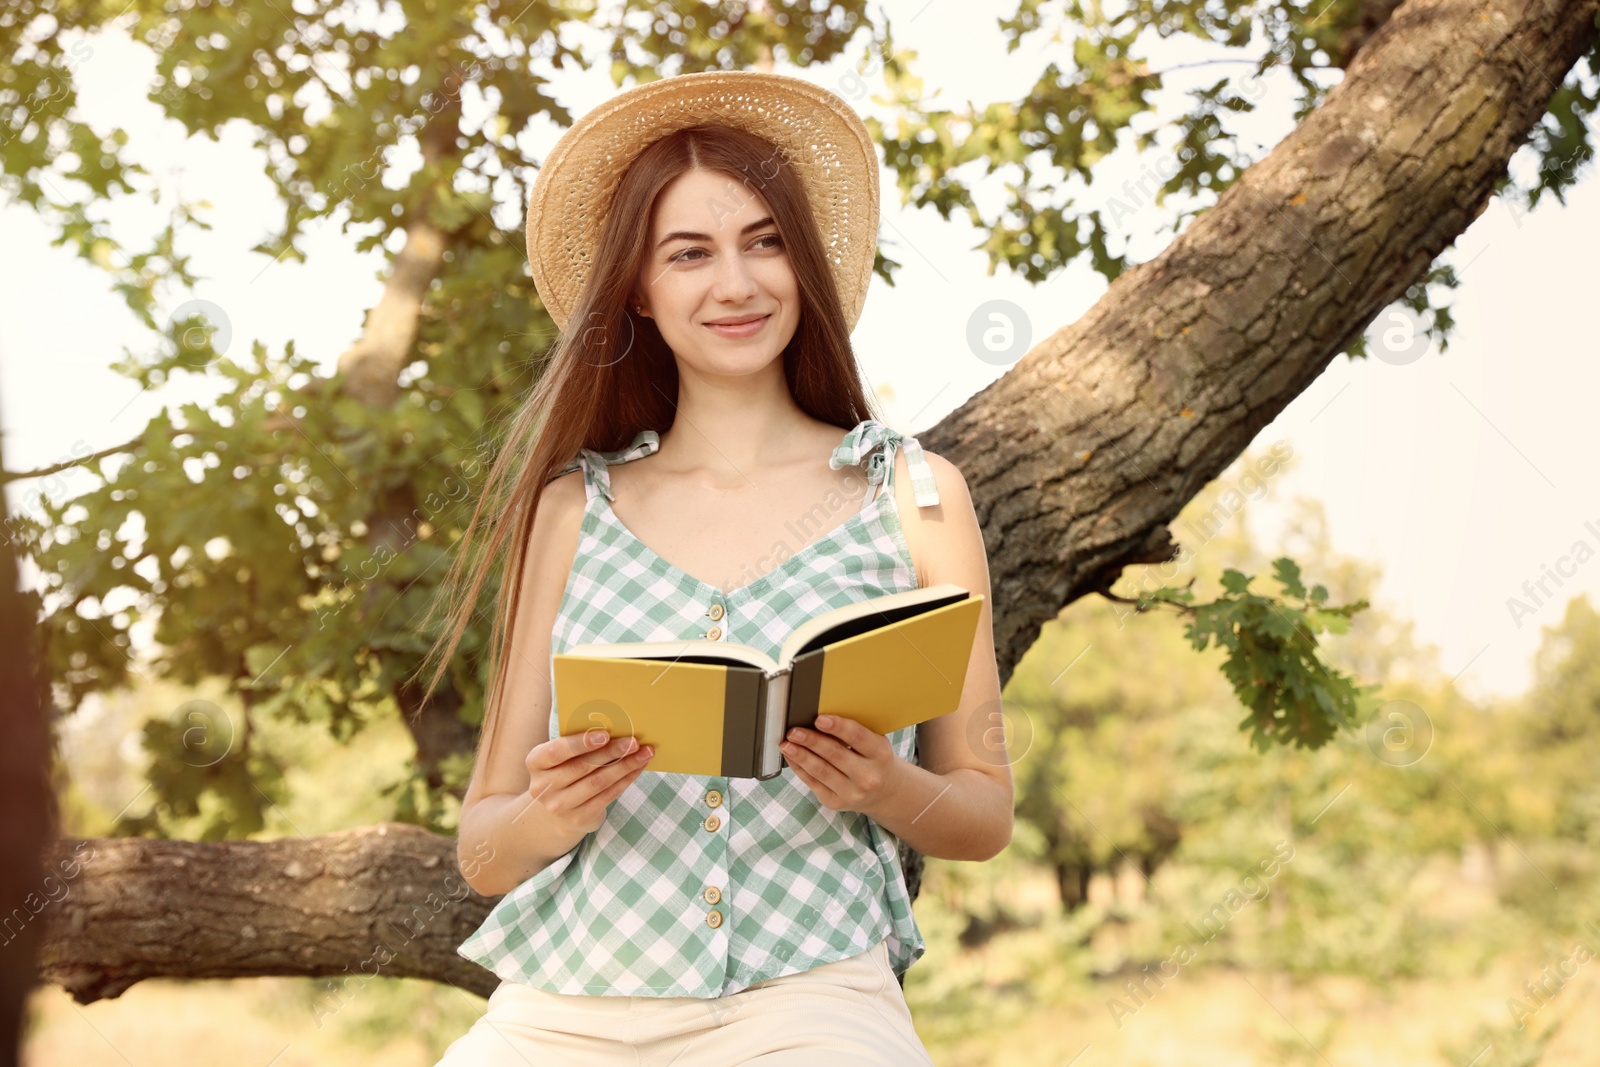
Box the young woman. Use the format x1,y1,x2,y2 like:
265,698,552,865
421,69,1011,1066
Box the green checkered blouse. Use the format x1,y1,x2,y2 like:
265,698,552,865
457,418,943,997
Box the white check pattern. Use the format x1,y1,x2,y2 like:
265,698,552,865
457,419,941,997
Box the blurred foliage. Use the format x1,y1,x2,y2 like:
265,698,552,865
987,448,1600,981
898,451,1600,1063
16,331,524,836
863,0,1598,355
1,1,1592,847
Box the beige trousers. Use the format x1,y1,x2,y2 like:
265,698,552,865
434,939,936,1066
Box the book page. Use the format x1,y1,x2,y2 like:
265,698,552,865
759,672,790,777
777,583,970,666
563,640,777,673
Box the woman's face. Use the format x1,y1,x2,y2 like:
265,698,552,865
634,167,801,378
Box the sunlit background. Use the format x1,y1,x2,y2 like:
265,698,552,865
6,1,1600,1064
5,6,1598,704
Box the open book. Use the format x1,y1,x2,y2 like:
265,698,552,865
552,583,984,779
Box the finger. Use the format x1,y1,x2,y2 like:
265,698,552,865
557,758,645,820
529,737,644,807
570,743,654,806
549,731,641,773
787,724,870,770
785,759,840,809
572,755,651,818
782,739,852,797
812,715,886,755
570,733,643,770
533,727,618,769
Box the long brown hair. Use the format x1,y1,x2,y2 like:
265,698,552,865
416,123,879,782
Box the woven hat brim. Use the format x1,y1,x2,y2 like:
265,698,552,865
525,70,880,335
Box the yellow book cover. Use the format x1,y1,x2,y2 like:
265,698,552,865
552,583,984,779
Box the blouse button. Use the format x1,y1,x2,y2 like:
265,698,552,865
707,603,725,621
703,885,722,905
706,909,723,929
705,789,722,808
703,813,721,833
705,625,722,641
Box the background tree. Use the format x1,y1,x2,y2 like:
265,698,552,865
2,0,1595,1001
0,392,56,1067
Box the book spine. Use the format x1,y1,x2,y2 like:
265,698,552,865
786,649,824,733
721,668,763,779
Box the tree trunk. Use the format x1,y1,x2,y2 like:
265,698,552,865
1,409,56,1064
335,219,446,409
334,98,469,792
34,826,501,1005
34,0,1600,999
1055,861,1091,912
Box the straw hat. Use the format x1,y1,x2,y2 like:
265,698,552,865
524,70,880,335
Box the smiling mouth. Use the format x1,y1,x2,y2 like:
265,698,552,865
704,315,771,332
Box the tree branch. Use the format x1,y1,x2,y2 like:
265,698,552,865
916,0,1599,684
0,438,140,486
34,825,501,1005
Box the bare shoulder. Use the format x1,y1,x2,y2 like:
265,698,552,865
540,465,588,525
518,464,587,629
889,445,985,589
522,463,588,582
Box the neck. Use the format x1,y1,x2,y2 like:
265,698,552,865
655,359,819,480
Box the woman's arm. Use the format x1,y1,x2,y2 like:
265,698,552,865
455,469,648,897
782,449,1014,861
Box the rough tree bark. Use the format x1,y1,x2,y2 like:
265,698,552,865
30,0,1599,1004
2,403,56,1063
36,826,503,1003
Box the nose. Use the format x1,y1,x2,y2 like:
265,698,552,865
711,248,759,303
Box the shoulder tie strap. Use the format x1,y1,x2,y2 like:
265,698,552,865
552,428,661,503
829,419,940,508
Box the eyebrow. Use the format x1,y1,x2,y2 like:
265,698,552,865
655,216,778,251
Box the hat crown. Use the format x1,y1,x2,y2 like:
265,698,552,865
525,70,879,336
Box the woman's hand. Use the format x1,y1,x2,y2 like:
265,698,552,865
780,714,902,816
525,728,655,838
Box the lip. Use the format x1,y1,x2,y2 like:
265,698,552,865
704,314,771,338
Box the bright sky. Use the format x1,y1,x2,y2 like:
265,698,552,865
1,3,1595,706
